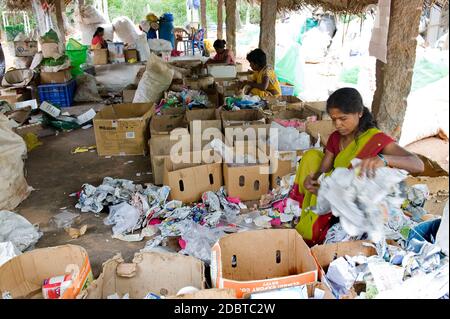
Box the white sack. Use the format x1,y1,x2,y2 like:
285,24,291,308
79,23,114,46
0,242,21,267
79,5,108,25
0,115,32,210
112,16,142,45
74,73,102,102
0,211,41,252
133,54,174,103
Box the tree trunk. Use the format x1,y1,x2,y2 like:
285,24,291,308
201,0,208,38
372,0,423,140
217,0,224,39
259,0,277,66
55,0,66,47
225,0,237,55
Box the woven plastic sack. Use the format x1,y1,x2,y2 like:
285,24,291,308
112,16,142,45
133,54,174,103
0,115,32,210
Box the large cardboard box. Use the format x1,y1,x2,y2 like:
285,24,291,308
164,150,223,203
305,120,335,147
80,252,205,299
0,93,24,104
265,95,304,112
122,89,136,103
186,108,222,135
14,40,38,57
150,114,188,136
223,144,270,201
41,42,60,59
310,241,377,281
304,101,330,120
221,109,266,129
208,64,237,78
93,103,153,156
0,245,93,299
124,49,139,62
211,229,319,298
92,49,108,65
40,69,72,84
149,128,191,185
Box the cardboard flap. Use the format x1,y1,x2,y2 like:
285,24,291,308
95,103,154,120
116,263,137,278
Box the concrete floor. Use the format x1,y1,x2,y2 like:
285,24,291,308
16,127,153,277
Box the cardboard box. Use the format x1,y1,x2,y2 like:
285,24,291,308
122,89,136,103
0,245,93,299
41,42,60,59
186,108,222,135
13,123,55,138
265,95,304,111
124,49,139,62
304,101,330,120
149,128,191,185
243,281,334,299
221,109,266,129
270,151,298,188
305,120,335,147
107,42,125,63
310,241,377,281
150,114,188,136
40,69,72,84
0,93,24,104
93,103,154,156
14,40,38,57
92,49,108,65
164,150,223,203
80,252,205,299
208,64,237,78
160,107,186,116
211,229,319,298
169,288,237,299
203,86,220,108
223,144,270,201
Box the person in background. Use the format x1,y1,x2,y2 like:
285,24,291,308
91,27,107,49
205,39,235,65
290,87,424,246
240,48,281,97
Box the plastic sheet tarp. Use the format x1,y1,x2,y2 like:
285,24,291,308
0,210,42,252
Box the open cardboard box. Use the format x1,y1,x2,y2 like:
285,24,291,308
264,95,304,112
80,252,205,299
40,68,72,85
150,114,188,136
211,229,319,298
149,128,191,185
0,245,93,299
93,103,154,156
242,281,334,299
164,150,223,203
223,142,270,201
186,108,222,135
304,101,329,120
221,109,266,129
122,89,136,103
305,120,335,147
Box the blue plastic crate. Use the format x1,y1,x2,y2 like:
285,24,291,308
38,79,77,108
280,83,295,96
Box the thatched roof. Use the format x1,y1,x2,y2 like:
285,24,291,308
1,0,73,11
249,0,449,14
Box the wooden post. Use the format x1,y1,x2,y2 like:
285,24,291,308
259,0,277,66
225,0,236,55
201,0,208,38
217,0,224,39
372,0,423,140
55,0,66,47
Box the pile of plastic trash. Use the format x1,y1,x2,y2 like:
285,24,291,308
224,95,267,111
156,89,211,113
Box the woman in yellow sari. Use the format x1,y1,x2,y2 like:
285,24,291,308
241,48,281,97
291,88,424,246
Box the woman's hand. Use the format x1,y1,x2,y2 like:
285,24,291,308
358,156,386,178
304,173,320,195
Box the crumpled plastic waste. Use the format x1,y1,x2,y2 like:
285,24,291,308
326,256,359,296
208,138,257,165
225,95,266,110
402,184,429,222
314,159,408,242
104,202,142,236
49,211,80,229
0,210,42,252
324,222,365,244
0,242,21,267
436,200,449,256
178,220,225,263
269,122,311,152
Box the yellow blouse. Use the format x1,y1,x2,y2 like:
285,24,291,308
251,66,282,97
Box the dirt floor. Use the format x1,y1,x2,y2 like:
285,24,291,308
16,127,153,277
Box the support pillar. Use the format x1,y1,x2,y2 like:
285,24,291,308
259,0,277,66
225,0,237,55
372,0,424,140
